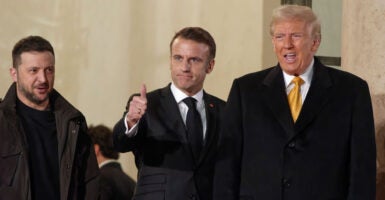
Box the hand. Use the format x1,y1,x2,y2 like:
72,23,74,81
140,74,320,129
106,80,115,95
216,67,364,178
126,84,147,128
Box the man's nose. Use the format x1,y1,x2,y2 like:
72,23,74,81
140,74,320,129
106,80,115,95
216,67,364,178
283,36,294,48
37,71,48,82
182,60,191,71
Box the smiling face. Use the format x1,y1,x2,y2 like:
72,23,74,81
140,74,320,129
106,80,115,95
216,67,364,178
170,37,214,96
10,51,55,110
272,19,320,75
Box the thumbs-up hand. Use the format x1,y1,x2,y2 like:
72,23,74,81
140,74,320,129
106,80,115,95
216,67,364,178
126,84,147,128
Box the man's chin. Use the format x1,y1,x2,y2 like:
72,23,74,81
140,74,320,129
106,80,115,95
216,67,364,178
30,94,49,105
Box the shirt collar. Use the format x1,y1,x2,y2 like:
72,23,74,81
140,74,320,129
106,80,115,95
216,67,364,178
170,82,204,104
283,58,314,88
99,159,119,168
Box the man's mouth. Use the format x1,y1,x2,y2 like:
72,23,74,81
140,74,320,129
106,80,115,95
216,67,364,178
35,85,49,93
284,53,296,63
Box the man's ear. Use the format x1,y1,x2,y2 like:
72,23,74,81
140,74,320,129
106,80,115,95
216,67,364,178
206,59,215,73
94,144,100,156
311,37,321,52
10,67,17,82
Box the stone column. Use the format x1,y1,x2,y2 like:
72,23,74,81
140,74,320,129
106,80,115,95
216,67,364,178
341,0,385,198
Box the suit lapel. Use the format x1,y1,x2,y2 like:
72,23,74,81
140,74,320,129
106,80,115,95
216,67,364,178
196,93,218,165
157,85,220,165
293,60,333,137
262,66,296,138
157,85,188,142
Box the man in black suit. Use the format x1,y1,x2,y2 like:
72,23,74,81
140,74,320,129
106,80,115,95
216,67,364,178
89,125,136,200
213,5,376,200
113,27,225,200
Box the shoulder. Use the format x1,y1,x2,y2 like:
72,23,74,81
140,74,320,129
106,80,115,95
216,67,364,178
328,67,366,83
204,93,226,106
146,84,175,107
52,90,85,118
227,67,278,95
234,66,277,86
146,84,171,99
318,66,369,92
0,84,17,110
100,164,134,181
313,58,367,86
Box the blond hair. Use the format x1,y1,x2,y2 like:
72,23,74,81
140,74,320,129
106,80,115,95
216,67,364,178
270,5,321,40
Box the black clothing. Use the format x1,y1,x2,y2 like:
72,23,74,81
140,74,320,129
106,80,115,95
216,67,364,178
99,162,136,200
17,100,60,200
0,83,100,200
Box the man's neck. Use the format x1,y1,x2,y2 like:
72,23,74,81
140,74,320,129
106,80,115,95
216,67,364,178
17,95,50,111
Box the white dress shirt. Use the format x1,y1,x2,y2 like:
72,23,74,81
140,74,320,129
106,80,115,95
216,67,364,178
283,59,314,103
170,83,207,139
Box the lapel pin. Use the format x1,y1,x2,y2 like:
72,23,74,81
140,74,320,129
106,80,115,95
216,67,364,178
209,103,214,108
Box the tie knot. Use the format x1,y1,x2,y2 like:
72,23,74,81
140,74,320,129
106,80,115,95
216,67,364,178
183,97,197,109
292,76,304,86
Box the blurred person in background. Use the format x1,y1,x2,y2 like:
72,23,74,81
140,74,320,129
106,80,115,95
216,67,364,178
89,124,136,200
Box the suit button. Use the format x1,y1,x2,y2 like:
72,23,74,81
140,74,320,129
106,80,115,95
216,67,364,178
282,178,291,188
189,194,197,200
288,141,296,149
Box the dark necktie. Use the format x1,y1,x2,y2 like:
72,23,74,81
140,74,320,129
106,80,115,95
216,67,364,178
183,97,203,159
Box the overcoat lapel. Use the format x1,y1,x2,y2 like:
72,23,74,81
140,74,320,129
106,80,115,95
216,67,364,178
262,60,334,140
293,61,333,138
262,66,295,138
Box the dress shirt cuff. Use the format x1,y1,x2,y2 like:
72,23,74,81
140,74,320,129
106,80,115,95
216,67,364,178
124,113,139,137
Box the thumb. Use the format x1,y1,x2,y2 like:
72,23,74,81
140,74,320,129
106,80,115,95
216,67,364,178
140,84,147,99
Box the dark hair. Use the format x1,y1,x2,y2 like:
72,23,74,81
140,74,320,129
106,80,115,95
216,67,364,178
12,35,55,68
88,125,119,159
170,27,216,60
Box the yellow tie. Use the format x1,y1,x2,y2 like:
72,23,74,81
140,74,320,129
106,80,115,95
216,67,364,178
288,76,304,122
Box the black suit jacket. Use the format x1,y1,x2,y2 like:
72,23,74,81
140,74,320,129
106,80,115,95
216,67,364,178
113,84,225,200
99,162,136,200
213,58,376,200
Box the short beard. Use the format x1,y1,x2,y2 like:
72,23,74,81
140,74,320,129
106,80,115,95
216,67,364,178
18,83,50,106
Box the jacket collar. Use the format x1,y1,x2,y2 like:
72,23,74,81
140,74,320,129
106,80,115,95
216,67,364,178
1,82,81,119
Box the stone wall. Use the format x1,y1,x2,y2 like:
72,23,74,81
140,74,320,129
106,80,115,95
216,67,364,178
341,0,385,198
